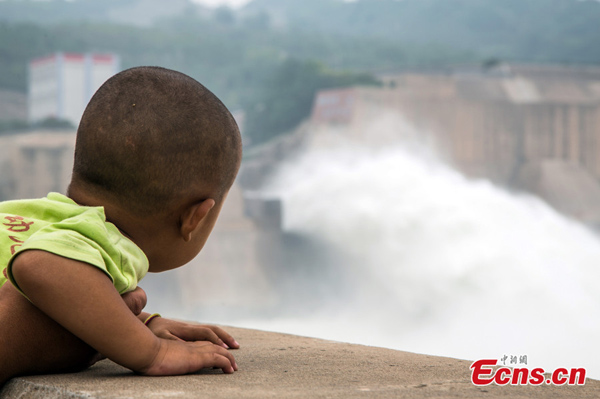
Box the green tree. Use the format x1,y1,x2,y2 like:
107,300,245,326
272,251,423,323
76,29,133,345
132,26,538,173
244,58,380,145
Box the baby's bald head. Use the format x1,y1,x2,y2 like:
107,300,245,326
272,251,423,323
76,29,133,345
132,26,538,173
71,66,241,215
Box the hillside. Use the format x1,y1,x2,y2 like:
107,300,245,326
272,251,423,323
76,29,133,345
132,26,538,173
245,0,600,64
1,0,598,142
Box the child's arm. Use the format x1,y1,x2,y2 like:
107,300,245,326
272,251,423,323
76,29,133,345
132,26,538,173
10,250,237,375
0,280,99,385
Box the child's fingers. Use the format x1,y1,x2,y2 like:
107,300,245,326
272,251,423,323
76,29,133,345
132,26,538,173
193,342,238,372
180,325,239,349
193,325,239,349
207,326,240,349
170,325,222,345
210,353,236,374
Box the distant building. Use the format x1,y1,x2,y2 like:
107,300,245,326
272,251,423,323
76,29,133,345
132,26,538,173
0,130,76,202
309,63,600,225
311,64,600,184
28,52,120,127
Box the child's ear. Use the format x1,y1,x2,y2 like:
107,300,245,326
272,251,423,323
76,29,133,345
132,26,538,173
180,199,215,242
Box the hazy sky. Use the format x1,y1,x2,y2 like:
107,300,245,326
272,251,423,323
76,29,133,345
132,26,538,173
190,0,251,8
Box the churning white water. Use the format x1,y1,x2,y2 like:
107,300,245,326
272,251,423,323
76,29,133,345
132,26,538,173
234,133,600,378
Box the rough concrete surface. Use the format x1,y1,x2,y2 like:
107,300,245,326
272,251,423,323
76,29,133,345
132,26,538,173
1,327,598,398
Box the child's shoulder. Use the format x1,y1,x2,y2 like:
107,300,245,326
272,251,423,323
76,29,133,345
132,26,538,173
0,192,101,222
0,192,148,294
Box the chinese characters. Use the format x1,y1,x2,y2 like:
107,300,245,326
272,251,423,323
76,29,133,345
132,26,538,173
499,354,528,366
3,216,34,255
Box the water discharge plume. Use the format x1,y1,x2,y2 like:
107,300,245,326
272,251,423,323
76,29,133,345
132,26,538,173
237,122,600,378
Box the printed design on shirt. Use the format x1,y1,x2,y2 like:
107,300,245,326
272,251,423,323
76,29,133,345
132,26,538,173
3,216,34,255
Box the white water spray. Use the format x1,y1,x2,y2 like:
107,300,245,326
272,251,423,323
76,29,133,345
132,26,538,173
236,122,600,378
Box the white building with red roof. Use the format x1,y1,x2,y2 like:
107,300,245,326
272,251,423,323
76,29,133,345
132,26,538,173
28,52,120,127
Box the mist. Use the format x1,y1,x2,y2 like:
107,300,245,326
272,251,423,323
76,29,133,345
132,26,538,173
2,0,600,383
144,115,600,379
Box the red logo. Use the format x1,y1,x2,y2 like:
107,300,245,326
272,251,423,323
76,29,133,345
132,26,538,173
471,359,586,386
3,215,33,254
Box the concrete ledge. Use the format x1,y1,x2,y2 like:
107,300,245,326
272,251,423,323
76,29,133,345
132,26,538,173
1,327,598,398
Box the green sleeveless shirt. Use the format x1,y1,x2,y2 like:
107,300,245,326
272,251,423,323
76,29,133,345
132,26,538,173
0,193,148,294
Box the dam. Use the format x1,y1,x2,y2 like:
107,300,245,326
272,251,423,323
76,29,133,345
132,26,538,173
1,63,600,381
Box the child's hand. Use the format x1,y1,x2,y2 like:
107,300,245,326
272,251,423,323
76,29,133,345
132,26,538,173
140,338,238,375
146,317,240,350
121,287,147,316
